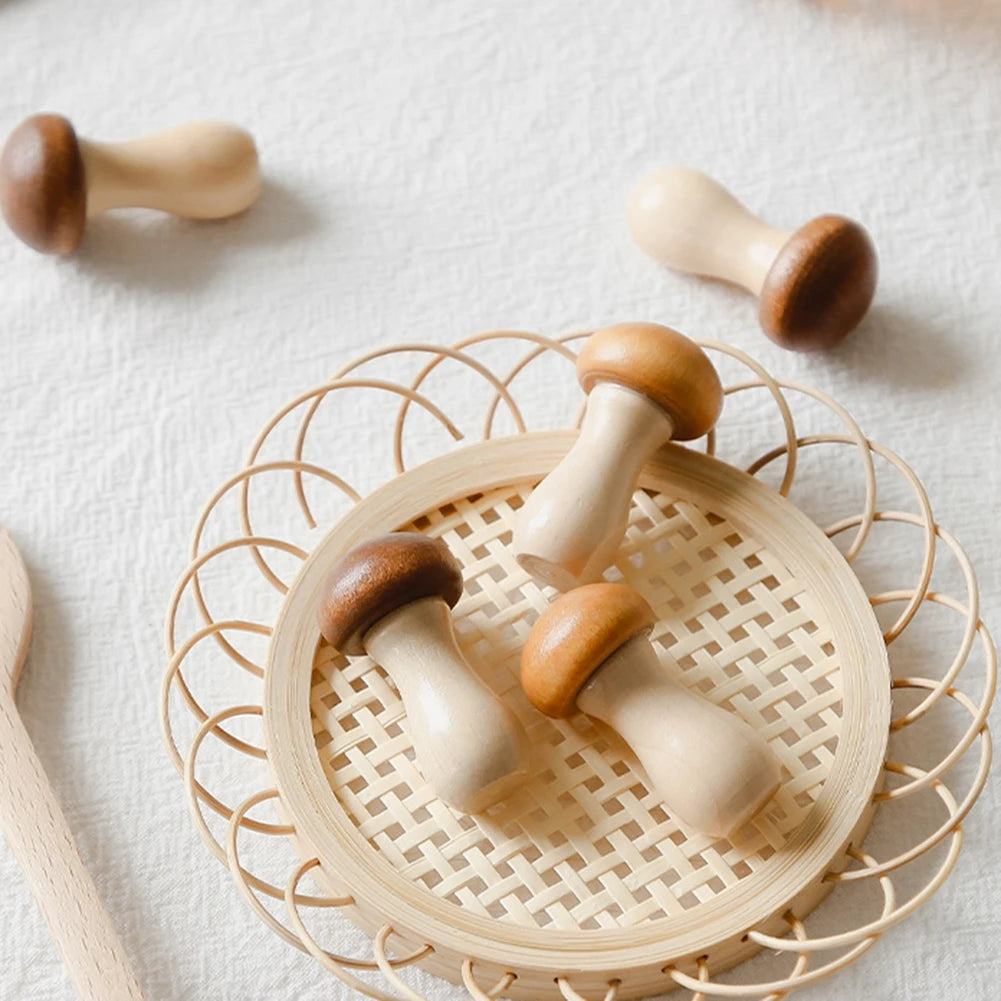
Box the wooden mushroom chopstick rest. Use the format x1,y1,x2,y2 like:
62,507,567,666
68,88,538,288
627,167,878,351
0,113,260,254
513,321,723,590
521,583,781,838
317,532,529,814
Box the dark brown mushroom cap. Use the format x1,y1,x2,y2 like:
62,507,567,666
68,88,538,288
0,114,87,254
759,215,878,352
317,532,464,656
576,322,723,441
521,582,656,718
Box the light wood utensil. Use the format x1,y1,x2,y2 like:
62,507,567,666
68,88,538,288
0,525,145,1001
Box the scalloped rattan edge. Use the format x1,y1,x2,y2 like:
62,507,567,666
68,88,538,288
160,332,997,1001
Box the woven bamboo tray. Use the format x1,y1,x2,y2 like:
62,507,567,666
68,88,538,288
161,331,995,1001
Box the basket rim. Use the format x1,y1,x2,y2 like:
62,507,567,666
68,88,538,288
263,430,891,971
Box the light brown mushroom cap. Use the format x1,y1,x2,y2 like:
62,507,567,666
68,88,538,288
317,532,464,656
521,583,656,718
576,322,723,441
0,114,87,254
760,215,878,352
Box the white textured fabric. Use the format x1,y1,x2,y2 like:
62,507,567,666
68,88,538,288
1,1,999,999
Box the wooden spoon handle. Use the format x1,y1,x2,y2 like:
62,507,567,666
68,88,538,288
0,697,145,1001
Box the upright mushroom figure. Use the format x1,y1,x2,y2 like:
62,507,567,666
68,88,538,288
627,167,878,352
513,321,723,590
521,583,781,838
317,532,529,814
0,113,260,254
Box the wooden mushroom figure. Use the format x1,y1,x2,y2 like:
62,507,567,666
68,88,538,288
317,532,529,814
521,583,781,838
0,113,260,254
627,167,878,351
513,321,723,590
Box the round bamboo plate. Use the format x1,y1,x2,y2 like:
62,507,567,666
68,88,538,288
161,331,995,1001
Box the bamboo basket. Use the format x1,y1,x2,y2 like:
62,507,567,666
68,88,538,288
161,331,995,1000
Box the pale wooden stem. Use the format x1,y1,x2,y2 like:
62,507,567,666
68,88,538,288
0,697,145,1001
577,635,781,838
627,167,791,295
514,382,673,589
364,597,529,814
81,121,260,218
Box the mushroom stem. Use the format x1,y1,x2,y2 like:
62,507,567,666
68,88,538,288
363,597,528,813
515,382,673,590
627,167,790,295
577,634,781,838
81,121,260,219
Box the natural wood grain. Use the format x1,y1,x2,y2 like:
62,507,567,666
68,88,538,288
363,597,529,814
0,114,260,255
515,382,675,588
759,215,878,351
515,322,723,587
0,528,33,698
0,527,145,1001
521,582,780,837
317,531,463,656
577,635,780,838
81,120,260,219
0,114,86,254
577,322,723,441
317,532,527,813
520,582,655,717
627,167,878,351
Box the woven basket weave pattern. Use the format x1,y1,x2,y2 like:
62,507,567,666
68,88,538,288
161,331,995,1001
311,486,841,931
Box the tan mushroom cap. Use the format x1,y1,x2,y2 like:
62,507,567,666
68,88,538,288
576,322,723,441
521,583,656,718
317,532,464,656
0,114,87,254
760,215,878,352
